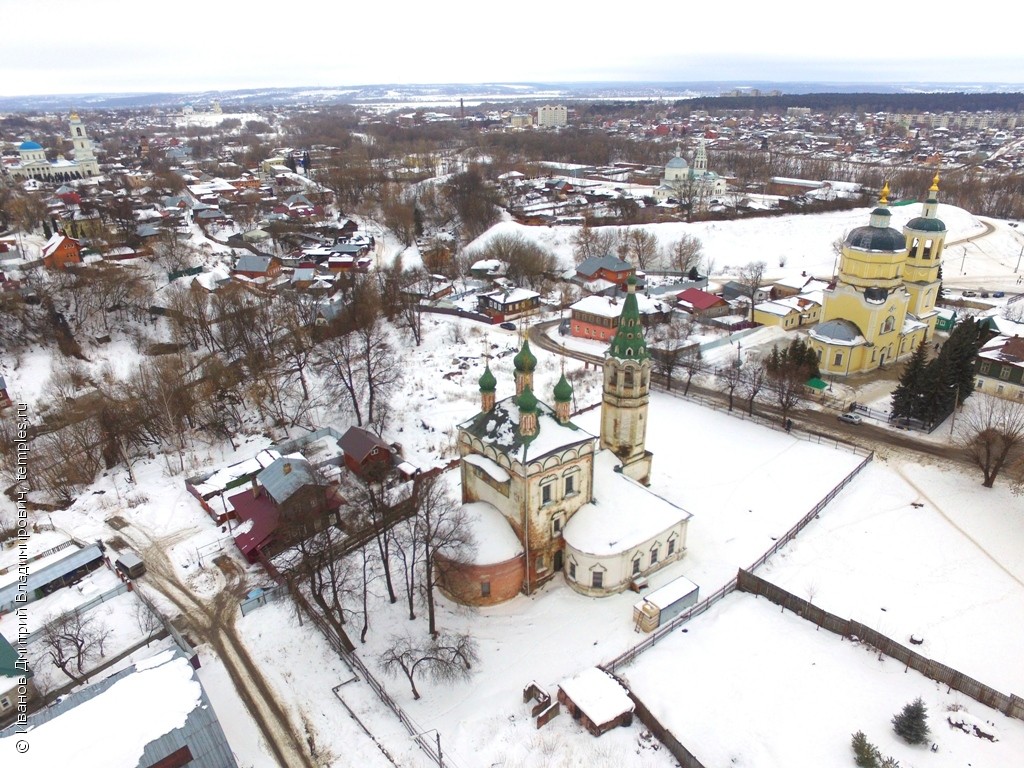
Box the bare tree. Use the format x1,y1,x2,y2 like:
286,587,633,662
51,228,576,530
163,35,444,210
620,227,659,270
414,474,474,637
739,361,768,416
666,234,704,275
679,349,705,396
473,233,556,290
314,309,402,430
648,315,695,391
39,611,111,683
571,222,618,264
719,362,744,411
278,522,359,640
956,394,1024,488
379,631,478,700
736,260,768,321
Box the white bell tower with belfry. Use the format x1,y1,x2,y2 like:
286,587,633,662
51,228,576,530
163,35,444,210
68,113,99,177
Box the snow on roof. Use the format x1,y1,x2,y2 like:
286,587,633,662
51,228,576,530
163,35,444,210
772,274,812,290
458,397,595,465
563,451,691,556
0,543,103,605
0,651,209,767
191,449,281,498
571,293,668,318
634,575,699,612
480,287,540,305
755,300,799,317
463,453,510,483
558,667,634,727
458,502,523,564
979,334,1024,365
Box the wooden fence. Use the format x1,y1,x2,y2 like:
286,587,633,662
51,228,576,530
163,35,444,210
737,569,1024,722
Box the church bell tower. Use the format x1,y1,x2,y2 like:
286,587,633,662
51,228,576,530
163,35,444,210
600,275,653,485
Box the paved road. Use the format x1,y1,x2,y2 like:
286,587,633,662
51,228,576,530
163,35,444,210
529,321,967,466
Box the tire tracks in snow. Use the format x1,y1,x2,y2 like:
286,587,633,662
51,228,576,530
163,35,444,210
893,460,1024,591
119,524,318,768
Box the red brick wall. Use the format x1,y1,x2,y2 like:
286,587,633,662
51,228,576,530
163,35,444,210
436,553,524,606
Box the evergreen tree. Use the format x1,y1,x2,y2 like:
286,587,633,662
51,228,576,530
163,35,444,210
891,343,929,420
917,358,951,425
944,316,981,407
892,697,930,745
851,731,881,768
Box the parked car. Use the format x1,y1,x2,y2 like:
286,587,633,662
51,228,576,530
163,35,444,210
993,291,1006,298
838,412,863,425
499,322,516,331
962,290,978,297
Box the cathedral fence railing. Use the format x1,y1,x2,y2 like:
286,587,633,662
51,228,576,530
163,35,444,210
258,551,457,768
601,451,872,674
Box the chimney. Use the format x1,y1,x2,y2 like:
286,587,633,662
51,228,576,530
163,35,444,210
283,462,292,475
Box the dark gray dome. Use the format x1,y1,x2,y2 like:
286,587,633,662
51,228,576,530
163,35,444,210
813,319,864,342
845,225,906,252
905,216,946,233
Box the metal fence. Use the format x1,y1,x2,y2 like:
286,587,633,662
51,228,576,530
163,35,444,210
259,554,457,768
737,569,1024,722
239,586,280,616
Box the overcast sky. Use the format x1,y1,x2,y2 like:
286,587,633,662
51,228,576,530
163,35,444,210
3,0,1022,97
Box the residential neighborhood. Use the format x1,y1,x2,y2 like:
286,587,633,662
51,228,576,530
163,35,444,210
2,77,1024,768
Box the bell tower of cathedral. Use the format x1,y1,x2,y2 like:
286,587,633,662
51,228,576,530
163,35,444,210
903,172,946,336
600,275,653,485
68,113,99,177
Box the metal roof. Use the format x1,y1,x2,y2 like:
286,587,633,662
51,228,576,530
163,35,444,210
0,651,237,768
0,543,103,610
257,456,317,505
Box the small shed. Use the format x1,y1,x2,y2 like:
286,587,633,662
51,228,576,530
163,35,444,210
632,575,699,633
558,667,634,736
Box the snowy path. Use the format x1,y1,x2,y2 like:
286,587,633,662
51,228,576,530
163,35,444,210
117,523,318,768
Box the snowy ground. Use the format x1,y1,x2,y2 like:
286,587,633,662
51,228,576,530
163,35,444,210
623,592,1024,768
463,202,1019,292
761,456,1024,692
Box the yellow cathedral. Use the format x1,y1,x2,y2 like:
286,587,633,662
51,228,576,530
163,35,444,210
810,176,946,375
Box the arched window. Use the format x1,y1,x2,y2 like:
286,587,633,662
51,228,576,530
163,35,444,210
881,315,896,334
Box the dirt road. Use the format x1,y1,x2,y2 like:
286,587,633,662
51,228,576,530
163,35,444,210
120,525,319,768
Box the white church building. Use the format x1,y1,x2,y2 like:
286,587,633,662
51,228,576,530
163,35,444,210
7,114,99,182
653,139,728,204
448,276,692,604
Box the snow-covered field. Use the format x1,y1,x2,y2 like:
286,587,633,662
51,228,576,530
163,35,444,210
624,592,1024,768
463,201,1021,292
